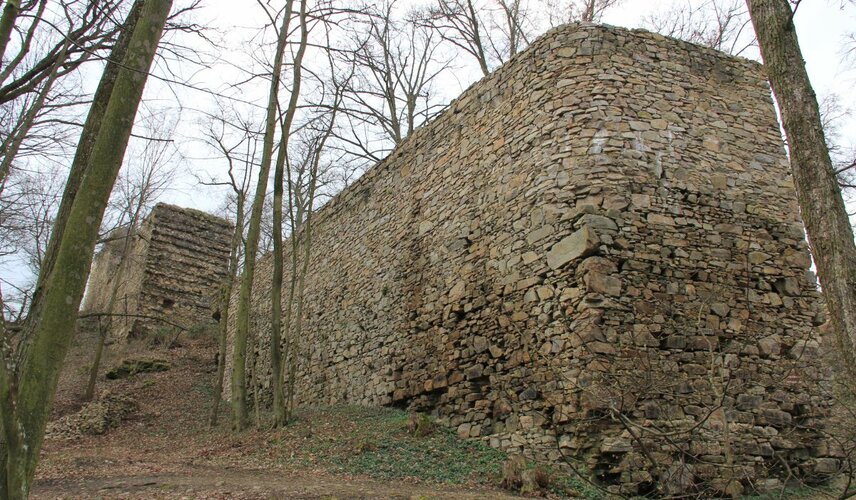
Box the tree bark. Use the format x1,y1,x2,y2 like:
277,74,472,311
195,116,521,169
747,0,856,380
270,0,297,428
210,192,245,427
465,0,490,76
231,4,293,432
0,0,21,71
20,0,144,364
282,68,339,421
0,0,172,495
285,119,328,421
271,0,309,427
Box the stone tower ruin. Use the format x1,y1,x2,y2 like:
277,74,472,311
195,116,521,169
229,24,834,495
84,203,232,340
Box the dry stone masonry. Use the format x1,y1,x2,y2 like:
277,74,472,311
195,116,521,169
230,24,834,495
85,203,232,340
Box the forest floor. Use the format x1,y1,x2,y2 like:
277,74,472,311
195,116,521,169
29,325,571,499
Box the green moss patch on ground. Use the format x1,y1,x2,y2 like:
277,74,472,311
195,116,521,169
277,405,507,484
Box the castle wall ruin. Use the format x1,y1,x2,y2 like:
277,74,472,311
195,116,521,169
230,24,834,495
85,203,232,340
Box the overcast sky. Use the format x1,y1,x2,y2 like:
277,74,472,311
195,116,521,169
151,0,855,214
2,0,854,300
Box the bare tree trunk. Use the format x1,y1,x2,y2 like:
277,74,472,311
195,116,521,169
210,193,245,427
231,4,293,432
85,319,107,401
746,0,856,381
0,0,21,70
247,323,261,428
270,0,298,428
21,0,144,361
271,144,287,424
281,205,301,421
271,0,310,427
285,153,319,420
283,85,338,421
0,0,171,495
466,0,490,76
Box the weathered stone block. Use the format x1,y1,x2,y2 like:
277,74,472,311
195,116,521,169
584,272,622,296
546,225,600,269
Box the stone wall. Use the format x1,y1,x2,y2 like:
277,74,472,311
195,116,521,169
231,23,834,495
84,203,232,340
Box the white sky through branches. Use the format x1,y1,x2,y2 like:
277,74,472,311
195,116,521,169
160,0,855,213
1,0,854,307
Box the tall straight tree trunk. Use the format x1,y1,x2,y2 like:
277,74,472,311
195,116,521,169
283,80,339,421
20,0,144,363
270,0,297,428
231,6,293,432
271,138,287,424
466,0,490,76
284,155,321,419
210,193,245,427
0,1,172,496
746,0,856,380
0,0,21,70
285,131,326,421
271,0,309,427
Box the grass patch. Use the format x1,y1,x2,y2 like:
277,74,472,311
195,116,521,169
259,405,611,496
273,406,506,485
550,472,606,499
743,481,843,500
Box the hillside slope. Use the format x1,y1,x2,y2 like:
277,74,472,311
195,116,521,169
31,328,553,499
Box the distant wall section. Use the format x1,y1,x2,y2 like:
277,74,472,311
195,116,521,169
84,203,232,340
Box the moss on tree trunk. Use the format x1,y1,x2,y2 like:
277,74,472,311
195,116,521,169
747,0,856,381
0,0,172,496
230,2,298,431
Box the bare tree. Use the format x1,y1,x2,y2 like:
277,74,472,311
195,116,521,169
0,0,129,191
83,113,178,401
818,93,856,201
492,0,531,56
4,0,206,338
0,1,126,106
197,104,260,427
280,110,340,422
16,0,144,354
0,165,61,325
336,1,448,162
0,0,172,495
543,0,623,27
231,0,303,431
415,0,493,75
645,0,756,56
416,0,617,76
0,166,62,275
746,0,856,382
270,0,312,427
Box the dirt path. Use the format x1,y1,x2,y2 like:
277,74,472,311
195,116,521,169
33,467,518,499
31,332,522,499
